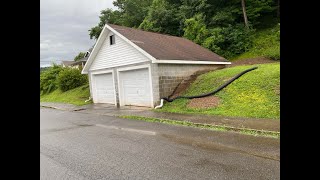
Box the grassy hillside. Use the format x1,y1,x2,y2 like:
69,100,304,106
157,63,280,119
40,84,91,106
231,24,280,61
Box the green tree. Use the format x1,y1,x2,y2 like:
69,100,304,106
139,0,182,36
183,14,209,44
113,0,152,27
241,0,249,28
88,0,152,40
40,63,63,94
74,52,85,61
57,68,88,92
88,9,123,40
87,0,279,58
202,25,254,58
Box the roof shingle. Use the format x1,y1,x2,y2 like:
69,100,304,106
108,24,228,62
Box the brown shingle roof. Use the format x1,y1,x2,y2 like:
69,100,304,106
108,24,228,62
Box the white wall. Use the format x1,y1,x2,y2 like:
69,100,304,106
89,31,150,71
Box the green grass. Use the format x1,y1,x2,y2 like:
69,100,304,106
231,24,280,60
40,84,92,106
119,115,280,138
157,63,280,119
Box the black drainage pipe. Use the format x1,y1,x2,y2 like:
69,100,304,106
162,66,258,102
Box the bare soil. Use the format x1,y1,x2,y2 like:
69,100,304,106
187,96,220,109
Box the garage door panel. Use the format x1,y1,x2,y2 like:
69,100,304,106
119,68,151,107
93,73,115,104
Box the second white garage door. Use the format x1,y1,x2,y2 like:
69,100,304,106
119,68,152,107
92,73,115,104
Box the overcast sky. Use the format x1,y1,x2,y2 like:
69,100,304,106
40,0,115,67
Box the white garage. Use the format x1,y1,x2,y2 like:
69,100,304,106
117,66,153,107
82,24,230,108
91,71,115,104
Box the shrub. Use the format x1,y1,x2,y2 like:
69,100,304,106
40,64,64,95
249,24,280,60
262,44,280,60
57,68,88,92
202,24,254,58
183,14,210,44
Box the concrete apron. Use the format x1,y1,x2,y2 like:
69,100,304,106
40,102,280,133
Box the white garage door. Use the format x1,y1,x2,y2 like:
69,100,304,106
93,73,115,104
119,68,152,107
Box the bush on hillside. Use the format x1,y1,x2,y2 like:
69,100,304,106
251,24,280,60
263,45,280,60
57,67,88,92
201,25,254,58
40,64,64,95
183,14,255,59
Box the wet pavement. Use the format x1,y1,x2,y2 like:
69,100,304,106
40,102,280,132
40,107,279,179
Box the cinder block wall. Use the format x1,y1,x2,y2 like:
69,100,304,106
156,64,226,99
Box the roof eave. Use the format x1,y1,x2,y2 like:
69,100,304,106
152,59,231,65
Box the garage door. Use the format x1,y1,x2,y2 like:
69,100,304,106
93,73,115,104
119,68,151,107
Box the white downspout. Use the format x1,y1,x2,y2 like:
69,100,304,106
154,99,164,109
85,96,92,102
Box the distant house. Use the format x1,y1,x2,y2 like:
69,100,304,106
70,49,92,69
61,61,74,67
82,24,231,107
61,48,92,69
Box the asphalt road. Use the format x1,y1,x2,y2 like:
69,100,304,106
40,107,280,180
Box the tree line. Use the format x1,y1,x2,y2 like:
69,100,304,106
88,0,279,59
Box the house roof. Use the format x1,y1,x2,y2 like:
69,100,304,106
61,61,74,66
82,24,230,74
73,57,88,64
71,59,87,65
108,24,228,62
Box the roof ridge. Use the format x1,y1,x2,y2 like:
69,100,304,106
107,23,187,40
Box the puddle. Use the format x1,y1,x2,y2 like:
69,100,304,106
95,124,156,135
161,134,230,153
161,133,280,161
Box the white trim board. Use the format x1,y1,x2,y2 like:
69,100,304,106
91,69,113,75
89,62,149,73
152,60,231,65
117,64,151,72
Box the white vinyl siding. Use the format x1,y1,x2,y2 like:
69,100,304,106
89,31,150,71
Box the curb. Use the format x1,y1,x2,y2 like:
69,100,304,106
192,122,280,137
118,115,280,138
41,105,279,138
